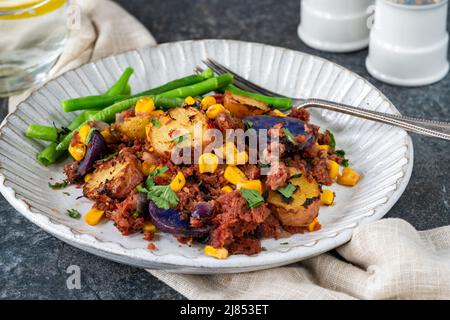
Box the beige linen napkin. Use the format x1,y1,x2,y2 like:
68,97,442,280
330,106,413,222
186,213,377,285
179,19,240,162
9,0,156,111
7,0,450,300
150,218,450,300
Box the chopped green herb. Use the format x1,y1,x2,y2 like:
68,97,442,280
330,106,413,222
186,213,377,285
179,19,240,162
282,127,297,145
242,120,253,128
145,166,169,188
63,192,71,196
151,120,161,127
146,185,179,210
240,188,265,209
102,152,118,162
85,127,98,145
290,173,302,179
335,149,346,157
136,185,148,193
172,135,186,145
342,159,349,167
66,209,81,219
132,210,140,219
277,183,298,199
328,130,336,149
48,179,69,189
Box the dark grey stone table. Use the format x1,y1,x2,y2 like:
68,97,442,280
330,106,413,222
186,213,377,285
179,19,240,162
1,0,449,299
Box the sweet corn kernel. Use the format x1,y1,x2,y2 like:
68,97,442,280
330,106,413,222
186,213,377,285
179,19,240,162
328,160,340,180
308,218,320,232
84,207,105,226
337,167,360,186
145,124,152,141
201,96,217,110
237,180,263,194
224,165,247,185
320,189,335,206
204,245,229,259
78,124,91,144
84,174,92,183
170,171,186,192
206,104,226,119
141,162,156,176
135,97,155,114
68,143,86,161
269,109,287,117
317,144,329,152
149,110,165,117
100,129,114,143
184,96,196,105
221,185,234,193
143,221,156,233
198,153,219,173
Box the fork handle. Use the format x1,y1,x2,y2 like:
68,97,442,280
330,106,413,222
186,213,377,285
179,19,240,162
299,99,450,141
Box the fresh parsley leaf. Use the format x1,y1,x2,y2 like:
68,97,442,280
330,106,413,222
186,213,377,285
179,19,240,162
328,130,336,149
145,166,169,188
63,192,71,196
173,135,185,144
136,185,148,193
85,127,98,145
335,149,346,157
277,183,298,199
146,185,179,210
342,159,349,167
240,188,264,209
151,120,161,127
242,120,253,128
282,127,297,145
132,210,140,219
48,179,69,189
102,152,118,162
66,209,81,219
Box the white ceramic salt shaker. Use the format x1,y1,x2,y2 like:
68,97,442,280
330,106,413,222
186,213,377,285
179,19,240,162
366,0,449,86
298,0,375,52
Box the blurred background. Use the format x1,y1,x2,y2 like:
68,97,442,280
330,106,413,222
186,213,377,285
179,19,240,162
1,0,449,299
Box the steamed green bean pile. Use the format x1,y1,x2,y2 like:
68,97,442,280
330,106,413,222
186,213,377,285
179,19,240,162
25,66,292,166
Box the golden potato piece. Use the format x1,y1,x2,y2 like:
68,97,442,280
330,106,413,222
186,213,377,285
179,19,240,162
148,107,208,154
267,171,321,227
116,116,151,140
84,152,144,200
223,91,269,118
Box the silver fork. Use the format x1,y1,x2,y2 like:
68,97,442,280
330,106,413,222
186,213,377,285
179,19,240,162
198,58,450,141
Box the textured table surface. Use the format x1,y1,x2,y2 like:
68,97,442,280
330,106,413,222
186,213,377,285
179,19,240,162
1,0,450,299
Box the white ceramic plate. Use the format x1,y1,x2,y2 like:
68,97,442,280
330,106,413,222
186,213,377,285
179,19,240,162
0,40,413,274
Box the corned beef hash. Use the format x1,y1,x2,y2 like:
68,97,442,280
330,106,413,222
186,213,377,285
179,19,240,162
26,67,360,259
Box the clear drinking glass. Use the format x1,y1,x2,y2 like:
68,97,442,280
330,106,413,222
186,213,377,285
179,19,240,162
0,0,69,97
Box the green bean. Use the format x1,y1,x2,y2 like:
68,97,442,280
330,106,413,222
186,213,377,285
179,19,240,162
130,69,214,97
36,143,67,166
62,94,128,112
223,85,292,110
104,67,134,96
25,124,59,142
159,73,233,99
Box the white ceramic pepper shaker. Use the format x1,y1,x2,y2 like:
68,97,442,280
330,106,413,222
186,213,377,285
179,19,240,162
298,0,375,52
366,0,449,86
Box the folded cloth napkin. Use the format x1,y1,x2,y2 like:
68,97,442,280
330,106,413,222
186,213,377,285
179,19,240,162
8,0,450,301
149,218,450,300
8,0,156,111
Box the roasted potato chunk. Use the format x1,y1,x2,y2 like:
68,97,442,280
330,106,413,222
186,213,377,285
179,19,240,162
148,107,208,154
116,116,151,140
223,91,269,118
84,151,144,200
267,169,320,227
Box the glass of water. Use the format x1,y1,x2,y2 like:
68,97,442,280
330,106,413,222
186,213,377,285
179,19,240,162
0,0,69,97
